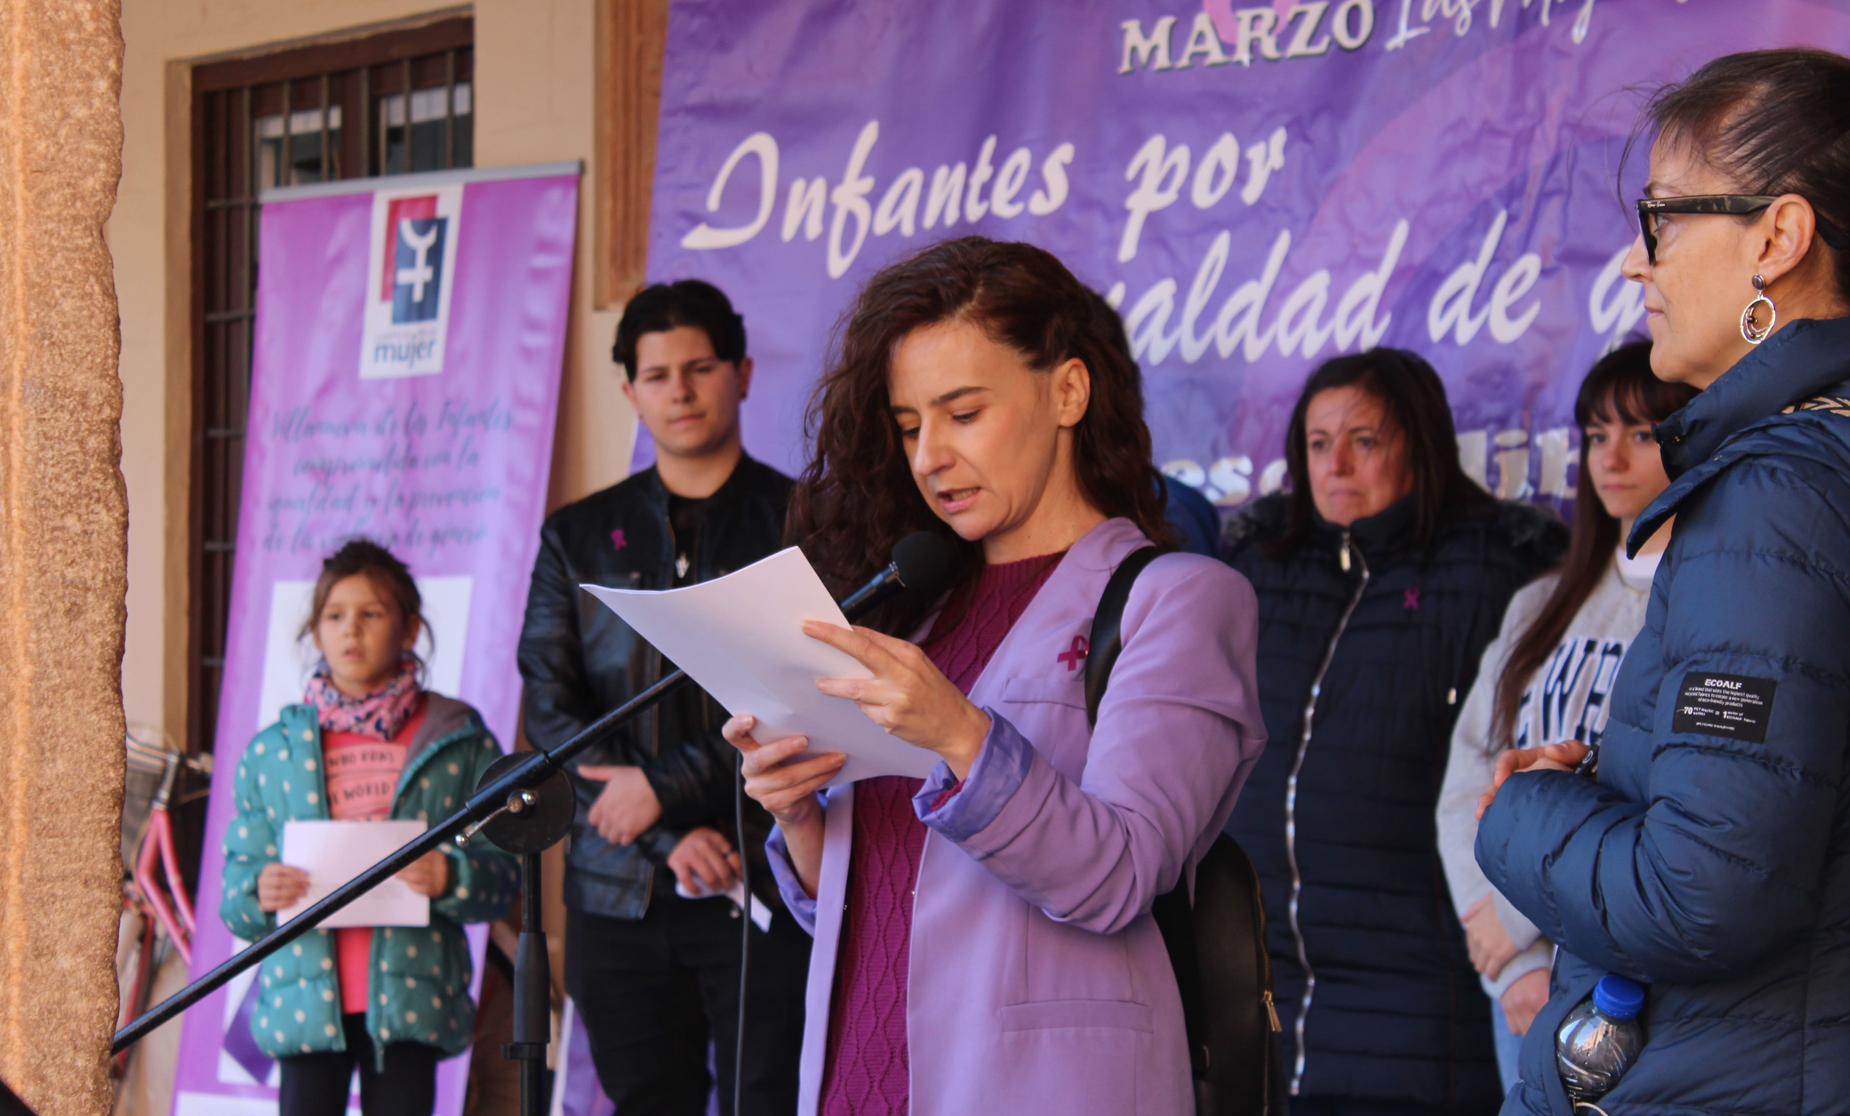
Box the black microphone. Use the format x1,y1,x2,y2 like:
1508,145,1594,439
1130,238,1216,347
837,530,957,619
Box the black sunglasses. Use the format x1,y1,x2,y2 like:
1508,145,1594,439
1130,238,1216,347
1637,194,1850,265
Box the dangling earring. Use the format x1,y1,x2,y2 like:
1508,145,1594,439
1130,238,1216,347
1741,274,1777,344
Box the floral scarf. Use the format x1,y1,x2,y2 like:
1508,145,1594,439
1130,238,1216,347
303,654,423,740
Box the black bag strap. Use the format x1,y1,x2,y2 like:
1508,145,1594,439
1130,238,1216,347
1085,546,1160,729
1084,543,1286,1116
1083,546,1210,1070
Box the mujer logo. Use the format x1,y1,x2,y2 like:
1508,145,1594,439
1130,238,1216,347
360,184,463,379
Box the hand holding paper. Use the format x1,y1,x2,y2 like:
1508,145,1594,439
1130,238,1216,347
581,547,943,787
256,862,310,912
395,848,452,898
722,713,841,825
802,618,992,781
278,819,431,928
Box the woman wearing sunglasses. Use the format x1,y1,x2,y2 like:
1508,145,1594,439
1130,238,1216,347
1475,48,1850,1116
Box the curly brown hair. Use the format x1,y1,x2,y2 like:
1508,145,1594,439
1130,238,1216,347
787,236,1173,634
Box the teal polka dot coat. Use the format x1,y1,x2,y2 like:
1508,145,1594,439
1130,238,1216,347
218,693,518,1066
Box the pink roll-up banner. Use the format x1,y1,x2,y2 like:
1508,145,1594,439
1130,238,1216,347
171,161,579,1115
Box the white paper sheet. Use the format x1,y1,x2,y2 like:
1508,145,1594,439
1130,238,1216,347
674,878,774,932
279,819,431,928
582,546,941,787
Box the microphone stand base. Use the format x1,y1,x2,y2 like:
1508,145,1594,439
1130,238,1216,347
480,763,575,1116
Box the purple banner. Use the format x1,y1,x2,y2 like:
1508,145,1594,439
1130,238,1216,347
173,163,578,1115
641,0,1850,510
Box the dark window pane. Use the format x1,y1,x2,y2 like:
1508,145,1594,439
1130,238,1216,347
379,82,472,174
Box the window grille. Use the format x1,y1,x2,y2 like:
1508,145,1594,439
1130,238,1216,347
188,18,474,759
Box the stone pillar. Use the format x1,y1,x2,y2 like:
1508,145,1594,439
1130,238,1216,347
0,2,128,1114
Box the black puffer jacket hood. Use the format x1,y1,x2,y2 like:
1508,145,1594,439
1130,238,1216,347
1223,492,1566,1110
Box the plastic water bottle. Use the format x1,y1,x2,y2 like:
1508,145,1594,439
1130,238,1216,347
1555,974,1647,1104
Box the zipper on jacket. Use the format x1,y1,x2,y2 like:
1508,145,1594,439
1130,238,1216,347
1283,528,1369,1095
636,510,682,908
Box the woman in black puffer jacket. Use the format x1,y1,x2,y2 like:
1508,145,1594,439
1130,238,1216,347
1222,349,1566,1116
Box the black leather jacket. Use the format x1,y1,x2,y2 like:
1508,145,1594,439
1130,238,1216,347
517,455,793,919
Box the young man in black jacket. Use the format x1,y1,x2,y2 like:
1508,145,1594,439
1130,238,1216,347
517,280,806,1116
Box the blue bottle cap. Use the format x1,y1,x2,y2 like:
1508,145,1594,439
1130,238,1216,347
1593,974,1646,1019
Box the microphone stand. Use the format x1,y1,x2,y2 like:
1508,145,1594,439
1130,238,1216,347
112,554,924,1116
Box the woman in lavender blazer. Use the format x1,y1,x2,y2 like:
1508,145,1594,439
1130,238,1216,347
721,237,1265,1116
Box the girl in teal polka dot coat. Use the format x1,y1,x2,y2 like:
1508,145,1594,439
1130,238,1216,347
218,540,518,1113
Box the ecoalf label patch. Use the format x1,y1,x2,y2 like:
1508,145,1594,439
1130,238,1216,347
1672,672,1777,744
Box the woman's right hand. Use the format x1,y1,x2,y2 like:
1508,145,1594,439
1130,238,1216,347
722,713,840,901
257,862,310,913
1477,740,1590,819
720,713,845,828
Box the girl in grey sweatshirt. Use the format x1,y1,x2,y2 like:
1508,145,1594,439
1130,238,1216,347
1437,342,1692,1089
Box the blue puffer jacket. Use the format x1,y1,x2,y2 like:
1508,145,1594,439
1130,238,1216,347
1479,316,1850,1115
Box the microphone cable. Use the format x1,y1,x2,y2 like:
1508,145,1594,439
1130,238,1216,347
723,530,953,1115
734,747,749,1116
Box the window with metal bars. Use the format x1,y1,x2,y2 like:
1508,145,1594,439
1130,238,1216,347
189,18,474,759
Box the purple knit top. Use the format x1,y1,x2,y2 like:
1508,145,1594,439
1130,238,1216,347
817,551,1064,1116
